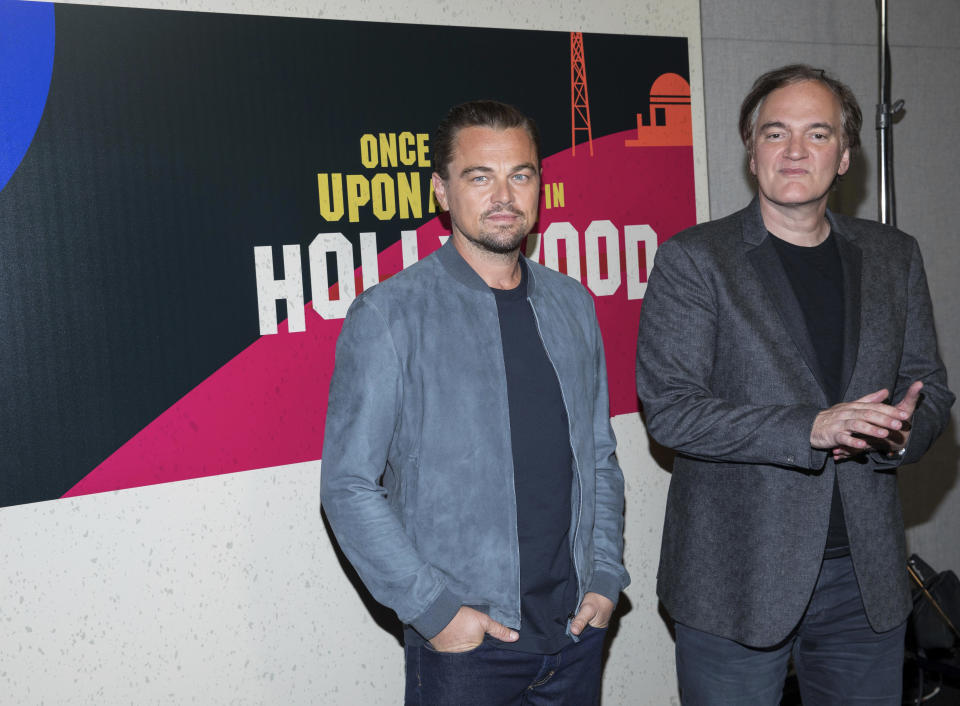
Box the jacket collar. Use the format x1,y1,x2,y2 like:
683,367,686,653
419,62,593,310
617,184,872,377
740,195,858,245
743,196,862,401
436,237,537,296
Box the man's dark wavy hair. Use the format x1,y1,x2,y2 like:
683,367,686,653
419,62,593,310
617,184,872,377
432,100,541,180
739,64,862,158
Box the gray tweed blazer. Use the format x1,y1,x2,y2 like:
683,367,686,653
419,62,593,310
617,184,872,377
635,198,954,647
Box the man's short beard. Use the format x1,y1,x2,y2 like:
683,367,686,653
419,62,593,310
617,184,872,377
453,211,530,255
468,229,528,254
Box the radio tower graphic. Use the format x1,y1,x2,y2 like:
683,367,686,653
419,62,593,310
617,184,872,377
570,32,594,156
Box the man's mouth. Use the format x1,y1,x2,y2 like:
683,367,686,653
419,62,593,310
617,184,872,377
484,209,522,221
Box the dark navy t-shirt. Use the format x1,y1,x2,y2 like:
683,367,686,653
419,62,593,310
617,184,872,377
771,232,849,556
492,262,578,654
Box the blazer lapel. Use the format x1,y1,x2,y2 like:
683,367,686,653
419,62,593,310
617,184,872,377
829,216,863,401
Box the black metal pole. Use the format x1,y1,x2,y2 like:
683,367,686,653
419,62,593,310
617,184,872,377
877,0,904,226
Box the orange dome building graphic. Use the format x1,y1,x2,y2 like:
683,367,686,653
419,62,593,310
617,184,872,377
625,72,692,147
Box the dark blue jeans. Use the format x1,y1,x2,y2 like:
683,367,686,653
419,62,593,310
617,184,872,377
675,555,907,705
404,625,606,705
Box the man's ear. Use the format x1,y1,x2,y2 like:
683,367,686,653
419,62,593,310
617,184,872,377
837,146,851,177
431,173,449,211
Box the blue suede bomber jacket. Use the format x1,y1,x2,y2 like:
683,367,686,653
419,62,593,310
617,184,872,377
320,239,630,641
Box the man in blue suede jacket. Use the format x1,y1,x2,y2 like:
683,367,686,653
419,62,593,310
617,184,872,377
320,100,629,705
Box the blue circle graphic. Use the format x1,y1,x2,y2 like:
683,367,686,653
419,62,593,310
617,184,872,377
0,0,55,194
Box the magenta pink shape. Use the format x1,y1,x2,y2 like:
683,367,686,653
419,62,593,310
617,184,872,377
64,130,695,498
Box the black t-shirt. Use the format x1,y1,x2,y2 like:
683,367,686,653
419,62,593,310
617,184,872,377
492,261,578,654
771,232,849,556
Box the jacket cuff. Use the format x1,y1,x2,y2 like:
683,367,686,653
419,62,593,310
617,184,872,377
794,405,829,470
586,569,625,608
807,446,829,470
409,586,461,640
869,434,913,469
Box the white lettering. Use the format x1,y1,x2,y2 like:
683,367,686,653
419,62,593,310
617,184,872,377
359,232,380,292
401,230,419,270
254,245,305,335
584,220,621,296
624,224,657,300
254,221,659,332
542,222,581,282
309,233,356,320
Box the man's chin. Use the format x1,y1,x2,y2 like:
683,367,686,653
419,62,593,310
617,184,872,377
478,239,526,255
469,230,529,255
761,188,832,210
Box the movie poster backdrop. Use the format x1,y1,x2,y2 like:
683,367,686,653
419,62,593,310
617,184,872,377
0,0,695,508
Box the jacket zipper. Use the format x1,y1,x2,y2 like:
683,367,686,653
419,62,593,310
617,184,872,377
526,297,585,605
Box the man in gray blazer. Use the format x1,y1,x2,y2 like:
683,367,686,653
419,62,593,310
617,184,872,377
636,65,954,704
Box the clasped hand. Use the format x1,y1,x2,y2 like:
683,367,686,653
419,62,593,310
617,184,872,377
810,380,923,461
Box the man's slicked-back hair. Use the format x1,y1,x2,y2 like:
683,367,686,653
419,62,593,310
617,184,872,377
739,64,862,157
432,100,541,180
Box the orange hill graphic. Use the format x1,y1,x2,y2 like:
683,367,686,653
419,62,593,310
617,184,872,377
625,73,692,147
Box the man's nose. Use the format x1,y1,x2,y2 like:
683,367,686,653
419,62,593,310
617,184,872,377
491,178,513,204
785,134,807,159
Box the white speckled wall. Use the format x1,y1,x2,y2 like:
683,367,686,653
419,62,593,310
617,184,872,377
4,1,705,703
698,0,960,576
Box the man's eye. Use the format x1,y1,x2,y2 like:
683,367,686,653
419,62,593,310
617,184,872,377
765,132,782,140
472,176,488,184
811,133,827,140
512,174,529,182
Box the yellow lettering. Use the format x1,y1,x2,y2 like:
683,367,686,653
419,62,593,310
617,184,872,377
551,182,565,208
543,182,565,210
317,173,345,221
398,132,417,166
378,133,398,168
346,174,370,222
371,173,397,221
396,172,422,219
416,133,431,167
359,135,377,169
